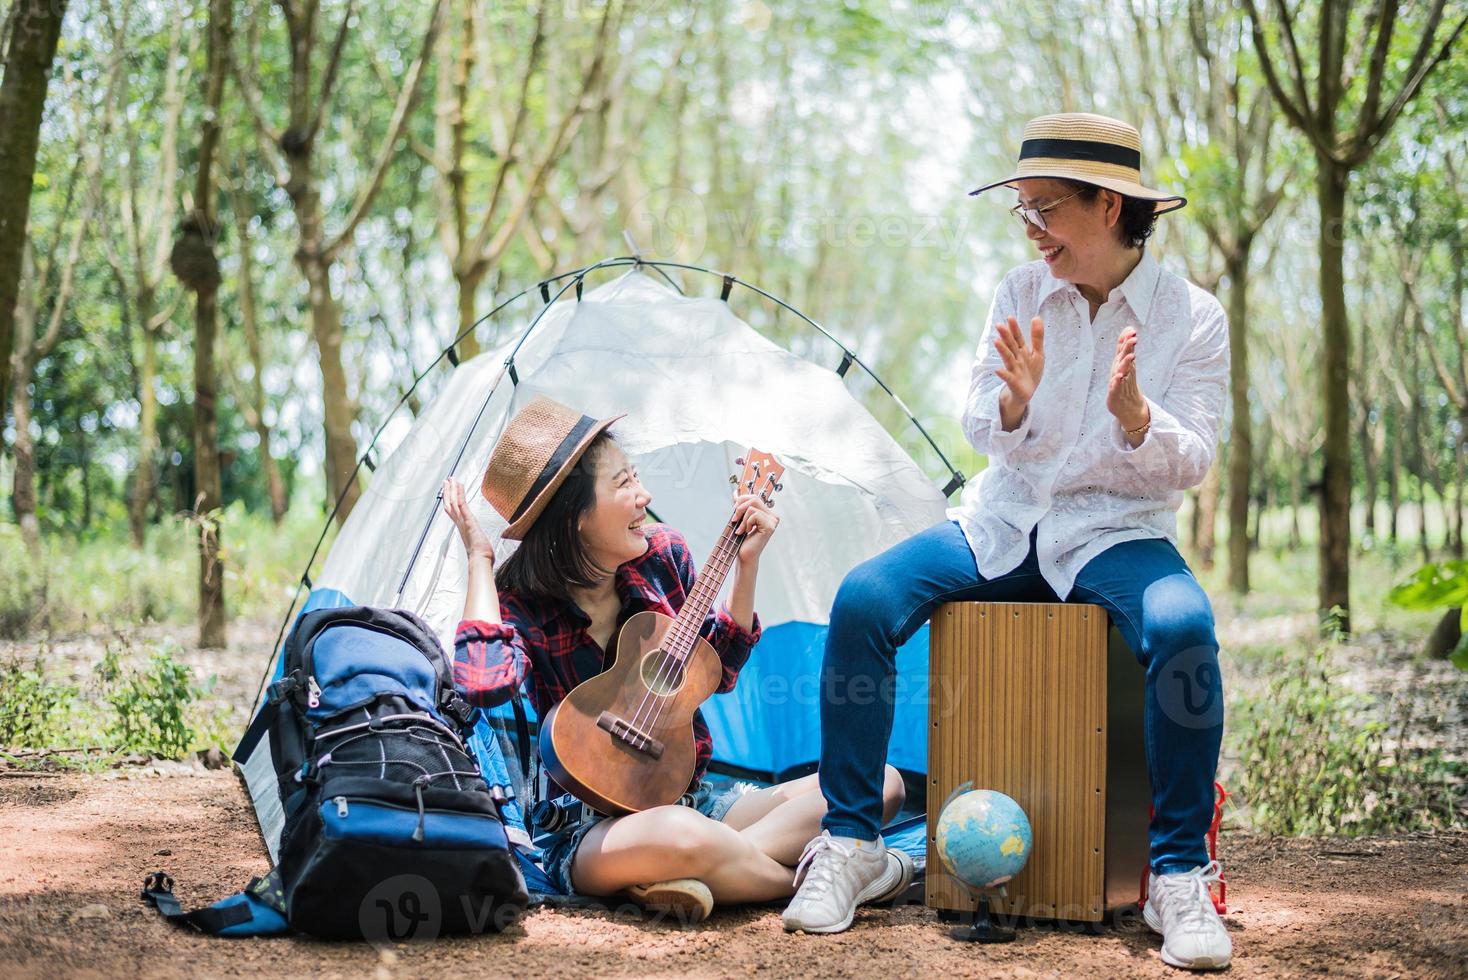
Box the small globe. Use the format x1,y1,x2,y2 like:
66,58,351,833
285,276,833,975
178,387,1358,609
935,789,1033,889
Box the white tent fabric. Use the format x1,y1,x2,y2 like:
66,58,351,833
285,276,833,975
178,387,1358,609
323,270,948,644
242,271,951,858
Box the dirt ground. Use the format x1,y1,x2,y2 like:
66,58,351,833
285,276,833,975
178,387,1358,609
1,766,1464,978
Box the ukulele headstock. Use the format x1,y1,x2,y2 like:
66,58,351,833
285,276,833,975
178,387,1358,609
731,449,785,507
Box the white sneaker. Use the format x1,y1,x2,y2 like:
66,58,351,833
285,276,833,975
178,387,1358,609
781,831,914,934
1143,861,1232,970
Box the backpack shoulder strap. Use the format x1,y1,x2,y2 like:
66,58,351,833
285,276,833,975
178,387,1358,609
141,871,290,937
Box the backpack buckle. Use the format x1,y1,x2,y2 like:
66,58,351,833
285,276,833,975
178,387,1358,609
440,692,474,728
266,671,302,705
295,758,321,784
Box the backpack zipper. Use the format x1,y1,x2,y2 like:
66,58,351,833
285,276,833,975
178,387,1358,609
307,676,322,709
412,778,429,842
324,793,500,847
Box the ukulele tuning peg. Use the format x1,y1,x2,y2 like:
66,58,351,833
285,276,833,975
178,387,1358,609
774,483,784,492
728,474,738,486
735,457,746,467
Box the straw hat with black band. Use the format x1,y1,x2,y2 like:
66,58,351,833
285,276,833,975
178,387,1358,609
969,112,1186,215
482,395,626,540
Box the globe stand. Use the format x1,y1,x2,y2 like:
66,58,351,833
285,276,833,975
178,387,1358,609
950,886,1015,944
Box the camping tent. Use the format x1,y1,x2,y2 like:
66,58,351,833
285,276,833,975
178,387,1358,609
238,265,956,856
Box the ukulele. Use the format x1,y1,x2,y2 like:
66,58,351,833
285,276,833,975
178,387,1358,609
538,449,785,815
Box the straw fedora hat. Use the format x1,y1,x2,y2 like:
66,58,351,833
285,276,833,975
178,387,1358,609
481,396,625,540
969,112,1186,214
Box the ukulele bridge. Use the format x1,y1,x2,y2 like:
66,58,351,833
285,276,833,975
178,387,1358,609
596,711,665,759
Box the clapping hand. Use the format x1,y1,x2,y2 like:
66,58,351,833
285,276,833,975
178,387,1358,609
994,315,1046,406
1106,327,1150,432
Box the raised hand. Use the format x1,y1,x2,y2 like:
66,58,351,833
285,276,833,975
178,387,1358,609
994,315,1046,406
442,477,496,559
1106,327,1150,431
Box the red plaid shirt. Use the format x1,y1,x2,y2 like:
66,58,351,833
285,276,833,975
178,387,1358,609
453,524,762,794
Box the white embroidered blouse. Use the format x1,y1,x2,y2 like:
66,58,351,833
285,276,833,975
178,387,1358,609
948,250,1230,599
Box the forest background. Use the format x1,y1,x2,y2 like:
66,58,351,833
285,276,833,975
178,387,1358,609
0,0,1464,840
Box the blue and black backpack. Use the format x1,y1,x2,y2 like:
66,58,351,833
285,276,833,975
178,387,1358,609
142,606,530,939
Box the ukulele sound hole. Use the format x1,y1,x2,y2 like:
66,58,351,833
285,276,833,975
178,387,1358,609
639,650,687,696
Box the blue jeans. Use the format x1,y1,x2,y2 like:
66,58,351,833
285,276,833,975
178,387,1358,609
818,521,1223,875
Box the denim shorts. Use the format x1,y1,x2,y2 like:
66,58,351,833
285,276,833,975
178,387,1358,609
538,779,757,896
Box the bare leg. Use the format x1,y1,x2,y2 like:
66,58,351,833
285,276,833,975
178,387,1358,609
721,773,823,830
570,804,796,905
724,767,907,868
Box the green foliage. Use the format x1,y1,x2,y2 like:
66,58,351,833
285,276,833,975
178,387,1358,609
1237,645,1463,836
0,527,40,639
1387,562,1468,671
0,637,228,762
6,500,326,634
0,651,78,748
95,639,198,759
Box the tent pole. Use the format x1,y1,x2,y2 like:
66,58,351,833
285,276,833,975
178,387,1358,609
258,255,966,712
389,259,634,607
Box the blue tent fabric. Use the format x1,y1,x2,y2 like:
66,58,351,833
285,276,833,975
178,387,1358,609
882,816,929,873
468,707,531,838
700,621,932,778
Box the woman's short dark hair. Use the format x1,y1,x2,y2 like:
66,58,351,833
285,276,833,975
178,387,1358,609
495,430,617,602
1062,180,1158,250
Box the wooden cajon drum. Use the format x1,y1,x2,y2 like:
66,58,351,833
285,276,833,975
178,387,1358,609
925,602,1150,923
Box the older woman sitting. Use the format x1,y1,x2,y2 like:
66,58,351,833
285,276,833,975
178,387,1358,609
782,113,1232,971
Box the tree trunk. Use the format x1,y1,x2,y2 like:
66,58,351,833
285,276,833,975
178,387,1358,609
273,0,444,524
194,280,225,647
304,257,361,518
1224,250,1251,592
130,295,160,546
1316,160,1351,629
10,353,39,556
284,126,361,520
457,265,485,360
1195,461,1221,570
0,0,68,413
1288,462,1303,550
234,199,288,523
80,421,92,530
8,245,41,556
182,0,230,649
1387,400,1401,545
1455,250,1467,557
1359,403,1378,551
1410,355,1431,561
1432,441,1453,554
1455,414,1466,559
1251,420,1272,553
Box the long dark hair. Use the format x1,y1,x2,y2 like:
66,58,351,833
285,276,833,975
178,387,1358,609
494,430,617,603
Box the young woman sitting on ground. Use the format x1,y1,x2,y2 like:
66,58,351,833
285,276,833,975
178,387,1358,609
442,396,910,923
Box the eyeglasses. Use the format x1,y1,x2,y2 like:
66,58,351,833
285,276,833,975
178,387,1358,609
1009,190,1083,232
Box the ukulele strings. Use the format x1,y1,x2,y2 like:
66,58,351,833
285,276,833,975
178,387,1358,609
627,522,742,735
627,522,745,738
630,526,743,740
